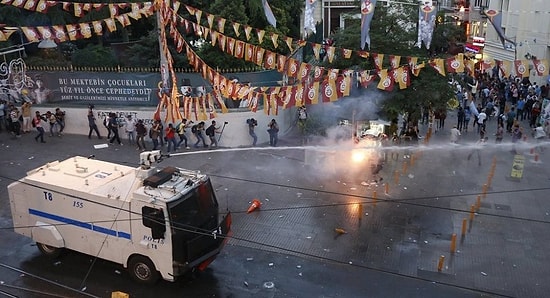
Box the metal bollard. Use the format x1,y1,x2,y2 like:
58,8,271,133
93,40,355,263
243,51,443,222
437,255,445,272
461,218,467,236
469,205,475,221
450,233,457,253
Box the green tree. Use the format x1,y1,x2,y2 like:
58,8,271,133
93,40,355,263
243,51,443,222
71,44,117,67
323,2,454,124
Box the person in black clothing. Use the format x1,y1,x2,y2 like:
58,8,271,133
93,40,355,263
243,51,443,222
108,112,122,145
136,119,147,151
457,106,465,131
87,109,101,139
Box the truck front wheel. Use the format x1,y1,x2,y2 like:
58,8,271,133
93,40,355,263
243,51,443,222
37,242,63,258
128,255,159,284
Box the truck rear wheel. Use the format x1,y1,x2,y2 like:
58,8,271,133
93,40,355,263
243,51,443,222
128,255,159,284
37,242,63,258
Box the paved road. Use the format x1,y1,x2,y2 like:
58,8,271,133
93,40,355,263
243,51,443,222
0,115,549,297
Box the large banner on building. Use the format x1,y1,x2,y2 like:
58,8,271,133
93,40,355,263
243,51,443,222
27,71,162,106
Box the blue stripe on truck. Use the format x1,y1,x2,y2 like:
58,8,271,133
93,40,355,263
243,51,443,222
29,209,132,240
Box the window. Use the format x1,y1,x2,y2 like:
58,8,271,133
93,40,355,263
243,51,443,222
142,206,166,239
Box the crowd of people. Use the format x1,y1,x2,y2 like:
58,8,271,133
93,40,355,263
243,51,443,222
447,72,549,148
0,100,66,143
1,98,283,150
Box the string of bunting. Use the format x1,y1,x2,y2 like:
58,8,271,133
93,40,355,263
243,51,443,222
0,0,152,18
176,4,549,83
0,3,154,42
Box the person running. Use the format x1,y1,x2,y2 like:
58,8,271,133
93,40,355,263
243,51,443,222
193,121,207,148
176,119,191,149
87,109,102,139
108,112,122,145
135,119,147,151
205,120,219,148
33,111,46,143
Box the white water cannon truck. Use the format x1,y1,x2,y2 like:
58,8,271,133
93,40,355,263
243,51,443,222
8,151,231,284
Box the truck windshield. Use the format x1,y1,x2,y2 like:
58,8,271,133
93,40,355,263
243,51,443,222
167,179,218,235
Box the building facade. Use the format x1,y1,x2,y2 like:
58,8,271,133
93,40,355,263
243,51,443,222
469,0,550,83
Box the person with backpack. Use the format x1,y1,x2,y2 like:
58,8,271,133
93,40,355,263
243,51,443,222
176,119,191,150
193,121,207,148
205,120,219,147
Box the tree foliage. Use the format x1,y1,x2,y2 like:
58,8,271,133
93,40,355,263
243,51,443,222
325,2,455,122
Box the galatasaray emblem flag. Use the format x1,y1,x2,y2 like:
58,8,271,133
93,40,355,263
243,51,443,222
533,59,548,76
377,69,394,92
514,60,529,78
336,75,351,98
321,79,338,102
360,0,377,50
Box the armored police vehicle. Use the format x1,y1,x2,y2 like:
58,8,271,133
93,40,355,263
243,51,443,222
8,151,231,284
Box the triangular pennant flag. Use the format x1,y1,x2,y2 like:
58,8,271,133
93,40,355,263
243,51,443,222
245,43,255,62
21,27,39,42
244,25,252,40
271,33,279,48
217,18,226,33
326,46,336,63
233,23,241,37
312,43,321,60
207,13,214,28
256,29,265,44
36,26,53,40
51,25,67,42
285,37,293,51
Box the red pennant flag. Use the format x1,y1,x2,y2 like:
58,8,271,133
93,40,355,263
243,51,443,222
305,81,319,105
264,50,276,69
244,43,255,62
336,75,351,98
234,40,245,59
514,60,529,78
286,58,299,78
533,59,549,76
298,62,311,81
277,54,287,73
359,70,375,88
255,47,265,66
372,53,384,71
377,69,394,92
313,66,325,82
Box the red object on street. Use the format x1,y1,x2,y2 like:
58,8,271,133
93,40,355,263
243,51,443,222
247,199,262,213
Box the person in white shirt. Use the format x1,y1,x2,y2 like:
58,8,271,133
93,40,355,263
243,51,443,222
450,125,461,144
125,115,137,145
477,110,487,133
